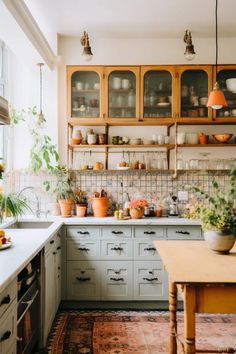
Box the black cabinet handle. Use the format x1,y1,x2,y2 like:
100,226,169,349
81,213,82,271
110,277,124,282
143,277,158,282
76,277,90,282
0,295,11,306
50,240,55,244
78,247,90,252
57,246,61,250
77,231,90,235
144,231,156,235
53,251,57,255
144,247,156,251
111,231,123,235
176,230,190,235
111,247,123,251
114,270,121,274
1,331,11,342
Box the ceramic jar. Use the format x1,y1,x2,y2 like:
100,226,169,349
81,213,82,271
203,230,236,254
72,127,82,144
112,77,122,90
87,133,97,145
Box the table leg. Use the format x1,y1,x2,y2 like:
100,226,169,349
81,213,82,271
184,285,196,354
169,281,177,354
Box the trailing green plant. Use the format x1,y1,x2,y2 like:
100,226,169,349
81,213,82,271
187,167,236,234
0,193,32,223
10,106,59,173
43,165,74,201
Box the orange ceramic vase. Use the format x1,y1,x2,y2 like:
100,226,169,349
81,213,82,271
92,197,109,217
59,199,74,216
130,207,144,219
76,204,87,217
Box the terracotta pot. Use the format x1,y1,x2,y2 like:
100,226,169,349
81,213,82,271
130,207,144,219
49,202,61,216
59,199,74,216
91,197,109,217
199,135,209,144
76,204,87,217
204,230,236,254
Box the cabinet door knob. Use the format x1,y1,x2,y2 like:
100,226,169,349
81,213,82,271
143,277,158,282
76,277,90,282
0,294,11,306
111,231,123,235
110,277,124,282
1,330,11,342
176,230,190,235
57,246,61,250
144,247,156,251
144,231,156,235
77,231,89,235
50,240,55,244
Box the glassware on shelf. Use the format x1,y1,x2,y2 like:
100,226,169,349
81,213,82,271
198,152,211,170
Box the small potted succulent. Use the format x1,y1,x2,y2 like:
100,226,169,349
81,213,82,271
75,190,88,217
187,167,236,254
129,199,148,219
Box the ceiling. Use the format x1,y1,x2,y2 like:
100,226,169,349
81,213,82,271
25,0,236,39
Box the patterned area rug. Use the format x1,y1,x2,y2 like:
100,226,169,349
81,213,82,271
47,310,236,354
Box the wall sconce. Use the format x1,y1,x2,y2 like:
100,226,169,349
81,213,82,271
81,31,93,61
183,30,195,61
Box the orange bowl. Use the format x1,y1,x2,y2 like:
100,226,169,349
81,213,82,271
212,134,233,143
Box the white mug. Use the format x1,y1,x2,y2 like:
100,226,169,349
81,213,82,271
121,79,130,90
112,77,121,90
177,133,186,144
157,135,164,145
76,82,83,90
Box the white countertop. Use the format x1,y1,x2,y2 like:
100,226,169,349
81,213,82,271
0,216,201,292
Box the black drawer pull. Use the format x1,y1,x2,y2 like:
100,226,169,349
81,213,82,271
57,246,61,250
114,270,121,274
144,231,156,235
176,230,190,235
77,231,90,235
111,231,123,235
1,330,11,342
53,251,57,255
143,277,158,282
144,247,156,251
111,247,123,251
50,240,55,244
110,277,124,282
0,295,11,306
76,277,90,282
78,247,90,252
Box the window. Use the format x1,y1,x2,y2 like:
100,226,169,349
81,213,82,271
0,40,7,164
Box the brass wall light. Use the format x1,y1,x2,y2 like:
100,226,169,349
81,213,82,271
183,30,195,61
81,31,93,61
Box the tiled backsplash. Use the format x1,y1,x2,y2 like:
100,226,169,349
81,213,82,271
8,170,230,216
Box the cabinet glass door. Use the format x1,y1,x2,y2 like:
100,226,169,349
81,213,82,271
107,69,138,119
180,69,210,119
215,68,236,118
70,70,101,118
143,70,173,118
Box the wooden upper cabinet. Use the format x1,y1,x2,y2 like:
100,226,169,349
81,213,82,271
140,66,175,124
104,66,140,122
176,65,213,122
67,66,104,123
214,65,236,122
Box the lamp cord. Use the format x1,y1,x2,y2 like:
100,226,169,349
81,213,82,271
215,0,218,76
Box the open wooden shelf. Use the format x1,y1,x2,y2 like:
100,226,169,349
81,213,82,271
68,144,175,150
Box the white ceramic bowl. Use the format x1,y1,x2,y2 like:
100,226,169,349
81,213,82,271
199,97,208,106
226,78,236,93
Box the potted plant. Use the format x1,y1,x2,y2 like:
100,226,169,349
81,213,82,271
187,167,236,254
129,199,148,219
75,190,87,217
0,193,31,223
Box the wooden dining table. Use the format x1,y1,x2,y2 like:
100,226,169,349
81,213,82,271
154,240,236,354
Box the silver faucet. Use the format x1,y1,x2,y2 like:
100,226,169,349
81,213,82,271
18,186,41,218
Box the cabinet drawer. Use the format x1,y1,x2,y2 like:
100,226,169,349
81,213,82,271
102,226,132,238
166,226,201,239
133,261,168,300
133,239,161,260
45,232,60,255
0,299,17,354
67,226,100,239
134,226,165,238
101,240,133,260
67,240,100,260
0,279,17,319
66,261,101,300
101,261,133,300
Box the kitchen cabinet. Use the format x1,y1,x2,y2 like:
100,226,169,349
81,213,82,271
43,232,61,345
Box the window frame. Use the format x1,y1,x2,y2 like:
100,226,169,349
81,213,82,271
0,40,7,163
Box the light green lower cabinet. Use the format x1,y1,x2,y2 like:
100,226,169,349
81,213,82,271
101,261,133,300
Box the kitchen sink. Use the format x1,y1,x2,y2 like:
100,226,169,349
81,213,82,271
5,221,53,229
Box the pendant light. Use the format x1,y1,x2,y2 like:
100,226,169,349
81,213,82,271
207,0,227,110
37,62,46,122
183,30,196,61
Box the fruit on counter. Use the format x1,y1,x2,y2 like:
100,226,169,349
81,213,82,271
0,229,5,237
0,230,10,247
119,161,127,167
114,209,125,220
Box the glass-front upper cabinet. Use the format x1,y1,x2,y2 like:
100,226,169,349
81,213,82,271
105,67,139,119
67,66,104,120
177,66,212,120
215,66,236,120
141,66,175,121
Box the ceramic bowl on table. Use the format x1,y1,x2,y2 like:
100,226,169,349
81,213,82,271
226,78,236,93
212,134,233,143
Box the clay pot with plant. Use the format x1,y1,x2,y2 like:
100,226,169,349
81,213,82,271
0,193,31,223
75,190,88,217
91,190,109,217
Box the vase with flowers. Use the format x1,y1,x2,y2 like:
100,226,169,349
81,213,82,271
129,199,148,219
187,167,236,254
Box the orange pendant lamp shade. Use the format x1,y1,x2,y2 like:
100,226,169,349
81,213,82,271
207,82,227,110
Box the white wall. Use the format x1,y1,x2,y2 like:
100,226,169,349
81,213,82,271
58,36,236,164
